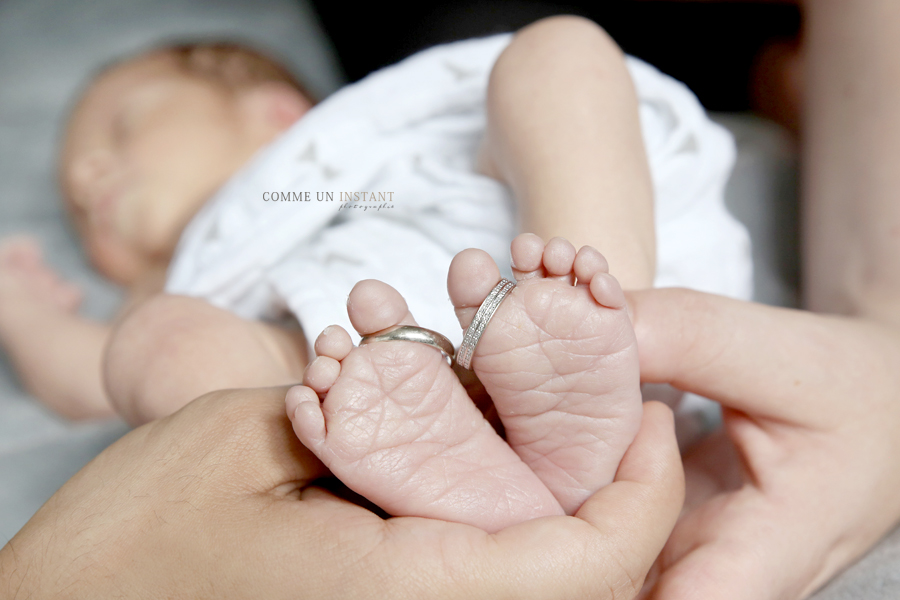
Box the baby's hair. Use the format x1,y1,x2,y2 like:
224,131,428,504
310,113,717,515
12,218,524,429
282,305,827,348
160,42,315,103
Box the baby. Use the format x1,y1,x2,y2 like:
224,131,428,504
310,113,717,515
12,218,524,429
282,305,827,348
0,16,749,531
0,41,315,418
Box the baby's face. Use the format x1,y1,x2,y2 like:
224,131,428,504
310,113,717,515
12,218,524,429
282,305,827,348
61,54,273,284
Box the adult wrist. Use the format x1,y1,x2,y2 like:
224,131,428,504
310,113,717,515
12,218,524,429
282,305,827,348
0,506,121,598
0,540,30,597
0,528,54,598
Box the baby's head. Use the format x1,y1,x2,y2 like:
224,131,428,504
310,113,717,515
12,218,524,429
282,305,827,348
61,43,313,285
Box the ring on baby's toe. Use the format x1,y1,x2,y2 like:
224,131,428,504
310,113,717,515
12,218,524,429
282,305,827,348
455,278,516,370
359,325,455,364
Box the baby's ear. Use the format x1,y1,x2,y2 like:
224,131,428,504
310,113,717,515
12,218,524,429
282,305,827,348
238,82,312,136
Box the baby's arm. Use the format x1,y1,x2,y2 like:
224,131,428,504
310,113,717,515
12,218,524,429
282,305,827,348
479,16,655,289
0,237,113,419
103,293,308,425
0,236,308,424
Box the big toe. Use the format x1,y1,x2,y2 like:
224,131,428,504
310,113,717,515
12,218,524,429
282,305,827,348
346,279,417,335
447,248,502,329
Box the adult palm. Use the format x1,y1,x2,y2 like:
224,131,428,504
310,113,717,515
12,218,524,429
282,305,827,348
630,288,900,599
1,386,683,599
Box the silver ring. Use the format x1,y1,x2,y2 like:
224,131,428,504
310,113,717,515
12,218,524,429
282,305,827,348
455,278,516,370
359,325,455,364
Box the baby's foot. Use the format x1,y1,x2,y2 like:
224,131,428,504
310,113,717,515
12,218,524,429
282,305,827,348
287,279,563,532
447,234,643,514
0,236,82,318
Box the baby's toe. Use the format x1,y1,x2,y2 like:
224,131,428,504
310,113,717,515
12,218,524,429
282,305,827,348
573,246,610,286
303,356,342,395
510,233,545,281
314,325,353,361
286,385,327,452
448,248,502,329
589,272,627,309
347,279,417,335
542,237,577,283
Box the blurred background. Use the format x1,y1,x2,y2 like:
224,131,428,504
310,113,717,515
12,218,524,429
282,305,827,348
313,0,802,131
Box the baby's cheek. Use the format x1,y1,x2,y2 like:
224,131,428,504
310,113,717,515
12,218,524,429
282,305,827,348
126,192,186,257
86,233,147,286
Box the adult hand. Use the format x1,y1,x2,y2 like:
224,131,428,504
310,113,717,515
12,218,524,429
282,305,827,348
629,288,900,599
0,386,683,599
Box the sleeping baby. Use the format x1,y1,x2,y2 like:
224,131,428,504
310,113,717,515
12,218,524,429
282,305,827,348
0,16,751,531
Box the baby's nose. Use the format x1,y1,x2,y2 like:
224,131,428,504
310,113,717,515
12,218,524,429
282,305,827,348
67,149,118,209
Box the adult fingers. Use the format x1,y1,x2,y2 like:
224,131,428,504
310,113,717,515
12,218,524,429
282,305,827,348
626,288,887,424
576,401,686,587
464,401,684,600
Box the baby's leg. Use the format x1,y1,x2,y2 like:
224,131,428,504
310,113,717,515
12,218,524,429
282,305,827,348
104,294,307,425
448,235,643,514
287,280,564,532
480,16,655,289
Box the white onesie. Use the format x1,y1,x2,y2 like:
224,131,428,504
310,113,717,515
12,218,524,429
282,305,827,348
166,33,752,355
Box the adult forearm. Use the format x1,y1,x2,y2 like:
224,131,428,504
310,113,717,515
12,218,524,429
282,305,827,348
803,0,900,324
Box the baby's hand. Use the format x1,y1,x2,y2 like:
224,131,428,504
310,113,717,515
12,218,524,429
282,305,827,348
0,235,82,315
